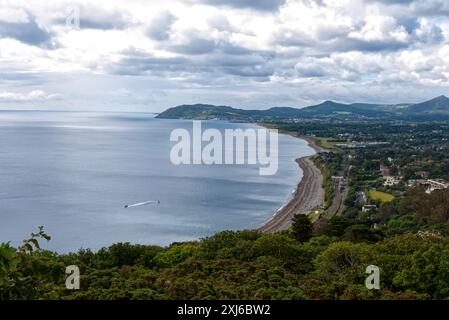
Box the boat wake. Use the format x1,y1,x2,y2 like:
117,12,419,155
124,200,160,208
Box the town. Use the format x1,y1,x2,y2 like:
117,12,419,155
270,120,449,238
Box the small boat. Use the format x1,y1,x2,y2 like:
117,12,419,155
124,200,160,208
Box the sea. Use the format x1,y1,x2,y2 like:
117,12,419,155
0,111,314,252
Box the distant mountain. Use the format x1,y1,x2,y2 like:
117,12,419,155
156,104,303,121
155,104,241,120
299,100,388,118
156,96,449,121
261,107,304,117
405,95,449,115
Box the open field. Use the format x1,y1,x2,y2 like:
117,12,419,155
369,190,395,202
314,137,341,152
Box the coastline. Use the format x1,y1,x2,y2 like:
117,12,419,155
259,130,325,233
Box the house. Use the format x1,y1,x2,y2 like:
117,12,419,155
380,165,391,177
407,179,449,194
384,176,402,186
362,205,378,212
335,141,366,148
415,171,429,179
356,191,368,203
426,179,449,194
407,179,426,187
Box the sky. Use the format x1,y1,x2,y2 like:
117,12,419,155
1,0,449,112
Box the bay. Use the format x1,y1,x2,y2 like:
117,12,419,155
0,111,314,252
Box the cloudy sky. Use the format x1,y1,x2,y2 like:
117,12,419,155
1,0,449,111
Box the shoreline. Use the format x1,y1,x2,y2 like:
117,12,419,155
259,130,325,233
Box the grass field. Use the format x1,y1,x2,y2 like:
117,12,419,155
314,137,341,152
368,190,395,202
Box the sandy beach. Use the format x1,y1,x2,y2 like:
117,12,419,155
259,134,325,233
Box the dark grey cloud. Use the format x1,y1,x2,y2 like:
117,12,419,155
0,72,45,86
108,49,189,75
198,0,286,11
0,15,52,46
373,0,449,16
109,44,275,81
207,52,273,67
170,36,217,55
224,65,273,77
412,0,449,16
330,37,410,52
220,43,264,56
168,27,272,56
374,0,414,3
275,31,410,53
413,23,444,44
396,17,419,33
146,11,177,41
377,16,442,44
295,64,326,78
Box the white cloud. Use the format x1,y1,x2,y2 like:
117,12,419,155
0,6,29,23
349,16,409,43
0,90,60,102
0,0,449,110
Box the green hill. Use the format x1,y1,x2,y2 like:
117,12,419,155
405,95,449,116
156,95,449,121
156,104,304,121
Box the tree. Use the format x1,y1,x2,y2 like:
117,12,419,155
342,225,384,243
291,214,313,243
304,241,374,299
153,243,198,268
393,244,449,299
324,216,353,238
0,227,63,300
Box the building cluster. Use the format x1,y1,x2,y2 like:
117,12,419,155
384,176,402,186
408,179,449,194
380,165,403,186
379,165,449,193
335,141,389,149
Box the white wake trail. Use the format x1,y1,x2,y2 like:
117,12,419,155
124,200,160,208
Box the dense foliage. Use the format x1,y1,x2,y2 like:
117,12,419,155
2,198,449,301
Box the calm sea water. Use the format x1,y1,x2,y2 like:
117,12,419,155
0,111,314,252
